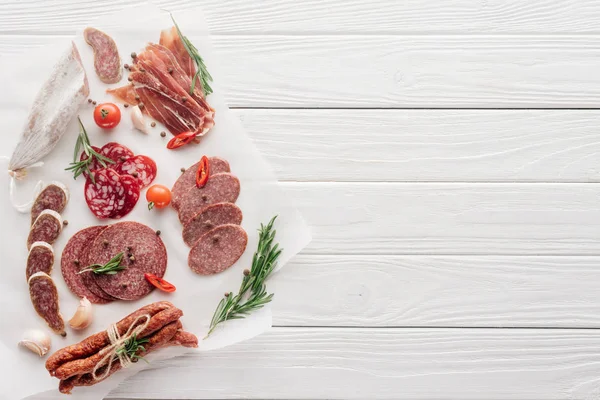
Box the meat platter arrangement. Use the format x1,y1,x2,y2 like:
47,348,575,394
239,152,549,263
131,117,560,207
0,7,311,399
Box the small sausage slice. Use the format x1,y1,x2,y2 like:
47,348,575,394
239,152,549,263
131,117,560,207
182,203,243,247
27,209,62,250
28,272,66,336
26,241,54,281
30,182,69,225
83,27,122,84
188,224,248,275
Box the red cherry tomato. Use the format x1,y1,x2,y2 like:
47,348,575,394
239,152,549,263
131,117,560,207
144,273,176,293
146,184,172,210
93,103,121,129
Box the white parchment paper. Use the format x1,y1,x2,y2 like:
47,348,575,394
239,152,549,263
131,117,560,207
0,6,311,400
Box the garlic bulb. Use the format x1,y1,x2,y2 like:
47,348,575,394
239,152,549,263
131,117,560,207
18,329,51,357
68,297,93,330
131,105,148,134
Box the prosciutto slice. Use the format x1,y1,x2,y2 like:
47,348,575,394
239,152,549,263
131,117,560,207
9,43,89,177
159,26,195,79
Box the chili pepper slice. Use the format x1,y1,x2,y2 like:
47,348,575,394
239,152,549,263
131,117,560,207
144,273,176,293
196,155,210,188
166,131,196,149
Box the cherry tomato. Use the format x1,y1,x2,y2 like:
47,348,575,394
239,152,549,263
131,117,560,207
144,273,176,293
146,184,171,210
167,131,196,149
93,103,121,129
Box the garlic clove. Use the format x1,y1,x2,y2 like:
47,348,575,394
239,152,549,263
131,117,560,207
69,297,93,330
18,329,51,357
131,105,148,134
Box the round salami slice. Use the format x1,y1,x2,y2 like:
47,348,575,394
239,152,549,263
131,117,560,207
84,169,124,219
80,146,105,177
61,226,112,304
177,173,241,224
188,224,248,275
182,203,243,247
26,242,54,281
30,182,69,225
116,155,157,188
100,142,134,164
27,209,62,250
110,175,141,219
88,222,167,301
28,272,65,336
171,157,231,211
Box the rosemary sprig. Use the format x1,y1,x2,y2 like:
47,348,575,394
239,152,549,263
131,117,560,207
170,15,213,97
206,216,282,338
115,333,149,363
78,252,126,275
65,117,114,183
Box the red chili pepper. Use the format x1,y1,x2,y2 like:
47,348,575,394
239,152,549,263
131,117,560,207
144,273,176,293
166,131,196,149
196,155,210,188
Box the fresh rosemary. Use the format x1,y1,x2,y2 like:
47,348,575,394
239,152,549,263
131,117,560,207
115,333,149,363
171,15,213,97
205,216,282,338
64,117,113,183
78,252,126,275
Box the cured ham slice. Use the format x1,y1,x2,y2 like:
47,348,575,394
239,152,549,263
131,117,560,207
159,26,194,78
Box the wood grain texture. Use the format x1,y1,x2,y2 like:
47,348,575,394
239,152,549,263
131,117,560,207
271,254,600,327
236,109,600,182
107,327,600,400
2,35,600,108
3,0,600,34
285,182,600,255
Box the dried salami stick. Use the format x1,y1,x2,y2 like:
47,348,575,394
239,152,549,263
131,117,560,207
53,307,183,380
167,329,199,348
46,301,173,373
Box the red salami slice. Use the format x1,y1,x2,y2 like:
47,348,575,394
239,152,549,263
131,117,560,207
30,182,69,225
182,203,243,247
116,155,157,188
177,173,240,224
171,157,230,211
27,210,62,250
100,142,134,164
110,175,141,219
88,222,167,301
61,226,112,304
28,272,66,336
84,169,124,219
188,224,248,275
26,242,54,281
83,27,122,84
79,146,104,177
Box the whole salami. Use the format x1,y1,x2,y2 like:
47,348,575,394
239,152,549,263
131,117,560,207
171,157,231,210
26,241,54,281
87,222,167,300
177,173,241,224
188,224,248,275
182,202,243,247
27,209,62,249
30,182,69,225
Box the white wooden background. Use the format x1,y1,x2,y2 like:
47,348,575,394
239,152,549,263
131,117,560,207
5,0,600,398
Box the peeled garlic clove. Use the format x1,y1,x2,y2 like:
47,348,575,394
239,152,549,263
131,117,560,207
131,105,148,134
69,297,93,330
18,329,51,357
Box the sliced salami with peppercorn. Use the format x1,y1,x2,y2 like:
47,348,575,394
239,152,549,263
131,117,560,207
177,173,240,224
110,174,141,219
79,145,104,178
84,168,124,219
27,209,62,250
100,142,134,164
182,203,243,247
116,155,157,188
30,182,69,225
26,242,54,281
188,224,248,275
171,157,230,211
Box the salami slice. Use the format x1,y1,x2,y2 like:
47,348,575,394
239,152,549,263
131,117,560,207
188,224,248,275
100,142,134,164
182,203,243,247
177,173,241,224
88,222,167,301
171,157,231,210
116,155,157,188
30,182,69,225
84,169,124,219
61,226,112,304
110,175,141,219
27,209,62,250
83,27,122,84
26,242,54,281
79,146,106,177
28,272,66,336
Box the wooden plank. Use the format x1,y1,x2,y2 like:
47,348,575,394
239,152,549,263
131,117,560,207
2,35,600,108
108,327,600,399
3,0,600,34
271,254,600,327
235,109,600,182
285,182,600,255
